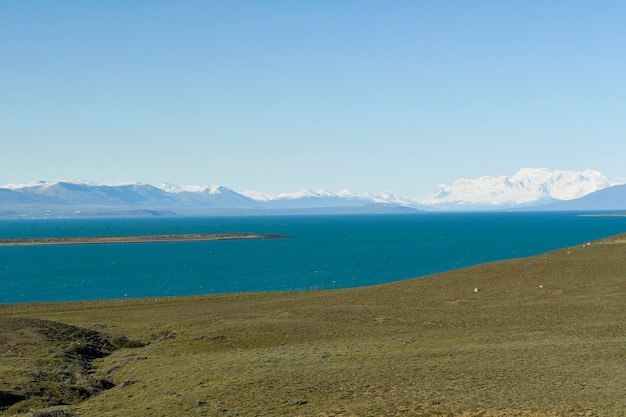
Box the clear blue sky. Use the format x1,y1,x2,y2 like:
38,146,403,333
2,1,625,197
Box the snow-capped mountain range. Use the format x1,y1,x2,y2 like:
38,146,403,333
418,168,616,210
1,168,624,218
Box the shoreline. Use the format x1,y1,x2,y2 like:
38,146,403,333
579,212,626,217
1,234,625,415
0,233,286,247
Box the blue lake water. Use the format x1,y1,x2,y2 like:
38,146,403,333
1,212,625,303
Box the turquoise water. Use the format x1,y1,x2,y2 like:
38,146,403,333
1,213,625,303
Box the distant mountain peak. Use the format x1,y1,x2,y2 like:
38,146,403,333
419,168,614,208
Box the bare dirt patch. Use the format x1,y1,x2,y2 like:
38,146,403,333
0,318,141,414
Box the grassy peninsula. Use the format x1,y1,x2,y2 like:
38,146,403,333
1,234,625,416
0,233,285,246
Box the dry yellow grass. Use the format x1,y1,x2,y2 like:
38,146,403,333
1,234,625,416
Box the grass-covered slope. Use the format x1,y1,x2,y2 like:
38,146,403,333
1,234,625,416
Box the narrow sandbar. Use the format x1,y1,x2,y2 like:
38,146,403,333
0,233,286,246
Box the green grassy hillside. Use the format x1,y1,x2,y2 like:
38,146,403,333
1,234,625,416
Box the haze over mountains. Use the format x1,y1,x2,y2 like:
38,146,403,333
1,168,624,218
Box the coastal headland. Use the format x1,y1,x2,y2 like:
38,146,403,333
0,233,286,246
1,233,625,416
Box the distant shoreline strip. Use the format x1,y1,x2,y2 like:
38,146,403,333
0,233,287,247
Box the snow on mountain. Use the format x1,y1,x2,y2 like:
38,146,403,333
240,190,277,202
241,189,346,202
1,180,96,190
363,191,420,207
275,189,346,200
1,180,51,190
240,168,617,211
159,183,224,194
1,169,623,219
0,181,414,217
419,168,614,209
160,184,259,209
25,181,174,206
240,188,416,210
256,189,368,209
